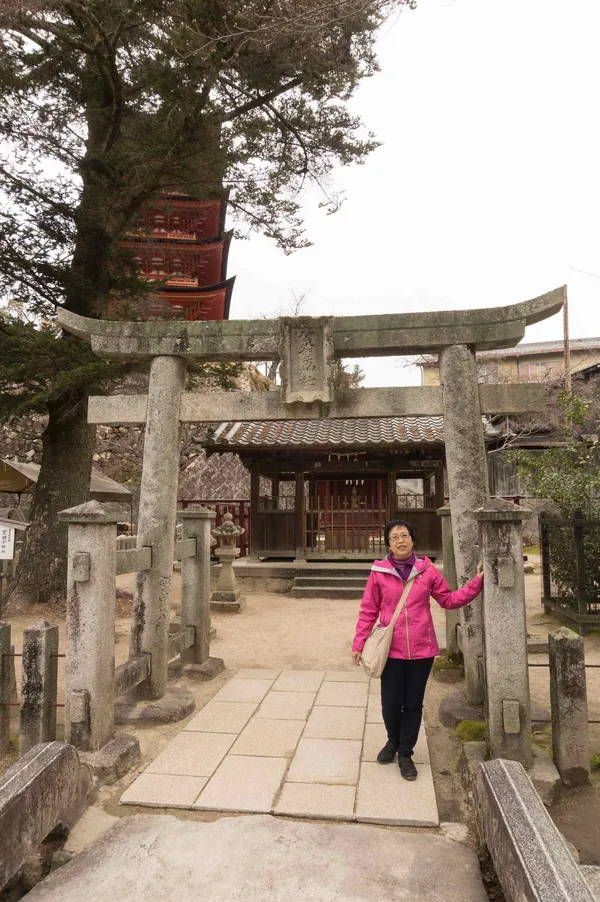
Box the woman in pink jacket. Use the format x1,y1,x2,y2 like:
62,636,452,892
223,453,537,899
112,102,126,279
352,519,483,781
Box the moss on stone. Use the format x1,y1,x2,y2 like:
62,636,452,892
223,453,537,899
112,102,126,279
432,655,463,673
453,720,486,743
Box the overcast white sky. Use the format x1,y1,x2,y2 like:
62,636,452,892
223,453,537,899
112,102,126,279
227,0,600,387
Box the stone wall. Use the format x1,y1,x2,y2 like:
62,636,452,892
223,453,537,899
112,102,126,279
179,449,250,500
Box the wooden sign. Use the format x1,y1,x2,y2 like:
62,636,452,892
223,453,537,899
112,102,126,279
0,527,15,560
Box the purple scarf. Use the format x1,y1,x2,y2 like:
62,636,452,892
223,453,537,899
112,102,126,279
388,551,417,582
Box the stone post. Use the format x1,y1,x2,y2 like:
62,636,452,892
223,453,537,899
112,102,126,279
20,620,59,755
469,498,533,766
436,506,461,662
180,509,224,680
0,621,10,753
130,355,187,700
549,627,590,786
211,513,245,613
440,344,489,705
59,502,118,752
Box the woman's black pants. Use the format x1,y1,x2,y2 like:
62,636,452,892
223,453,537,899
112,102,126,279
380,656,434,757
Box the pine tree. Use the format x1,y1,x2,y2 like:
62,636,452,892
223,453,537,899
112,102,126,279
0,0,415,604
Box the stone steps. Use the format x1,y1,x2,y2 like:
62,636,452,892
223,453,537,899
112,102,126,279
294,576,368,588
290,575,368,598
290,586,366,599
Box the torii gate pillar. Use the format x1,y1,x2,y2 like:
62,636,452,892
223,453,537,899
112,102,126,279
440,344,489,704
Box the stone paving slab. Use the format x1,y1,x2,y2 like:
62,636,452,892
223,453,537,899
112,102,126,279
369,679,381,696
211,678,274,704
286,738,362,785
230,718,305,757
366,695,384,723
356,761,439,826
255,690,316,721
121,670,438,826
325,670,370,683
194,756,289,813
275,783,356,820
147,732,234,777
303,705,366,740
121,772,209,808
184,701,257,734
271,670,325,692
235,669,282,680
26,815,488,902
315,681,369,708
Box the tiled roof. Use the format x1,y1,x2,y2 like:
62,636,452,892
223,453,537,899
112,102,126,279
478,338,600,360
199,417,497,449
420,338,600,366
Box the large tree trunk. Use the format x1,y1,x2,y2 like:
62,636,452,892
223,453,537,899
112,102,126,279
9,388,95,609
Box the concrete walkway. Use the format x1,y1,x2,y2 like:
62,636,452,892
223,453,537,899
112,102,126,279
27,814,487,902
121,669,439,826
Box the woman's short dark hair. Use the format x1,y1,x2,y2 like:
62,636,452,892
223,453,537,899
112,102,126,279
384,520,416,548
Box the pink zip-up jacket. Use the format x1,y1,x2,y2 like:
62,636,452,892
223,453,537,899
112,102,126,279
352,557,483,660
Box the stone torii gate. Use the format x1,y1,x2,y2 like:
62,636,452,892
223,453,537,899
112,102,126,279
58,286,564,714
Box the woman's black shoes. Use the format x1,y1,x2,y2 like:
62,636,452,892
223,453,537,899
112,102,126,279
376,740,398,763
376,744,419,779
398,756,418,780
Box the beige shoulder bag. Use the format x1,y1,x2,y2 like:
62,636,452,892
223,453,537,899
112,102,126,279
360,574,417,679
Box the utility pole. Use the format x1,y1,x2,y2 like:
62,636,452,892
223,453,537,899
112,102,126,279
563,285,572,392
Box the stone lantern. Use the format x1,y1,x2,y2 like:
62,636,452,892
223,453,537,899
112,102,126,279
211,512,245,613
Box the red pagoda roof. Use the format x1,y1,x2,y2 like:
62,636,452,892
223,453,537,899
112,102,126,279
119,194,234,321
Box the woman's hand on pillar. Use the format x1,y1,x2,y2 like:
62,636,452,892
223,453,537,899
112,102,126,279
476,560,484,576
352,651,361,666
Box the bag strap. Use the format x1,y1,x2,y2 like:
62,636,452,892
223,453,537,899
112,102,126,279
387,572,418,630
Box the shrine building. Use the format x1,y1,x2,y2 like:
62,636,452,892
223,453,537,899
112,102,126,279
198,416,499,562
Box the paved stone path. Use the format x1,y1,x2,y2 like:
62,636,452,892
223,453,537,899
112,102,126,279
27,814,487,902
122,669,439,825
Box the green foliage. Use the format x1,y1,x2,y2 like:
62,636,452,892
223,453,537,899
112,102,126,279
506,392,600,516
0,304,117,419
590,753,600,771
507,391,600,609
186,361,245,392
0,305,247,419
452,720,486,743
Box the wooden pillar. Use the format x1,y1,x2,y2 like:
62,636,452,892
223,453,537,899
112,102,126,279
386,459,397,523
432,466,445,557
249,461,261,560
271,475,280,504
295,467,306,561
433,466,444,509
